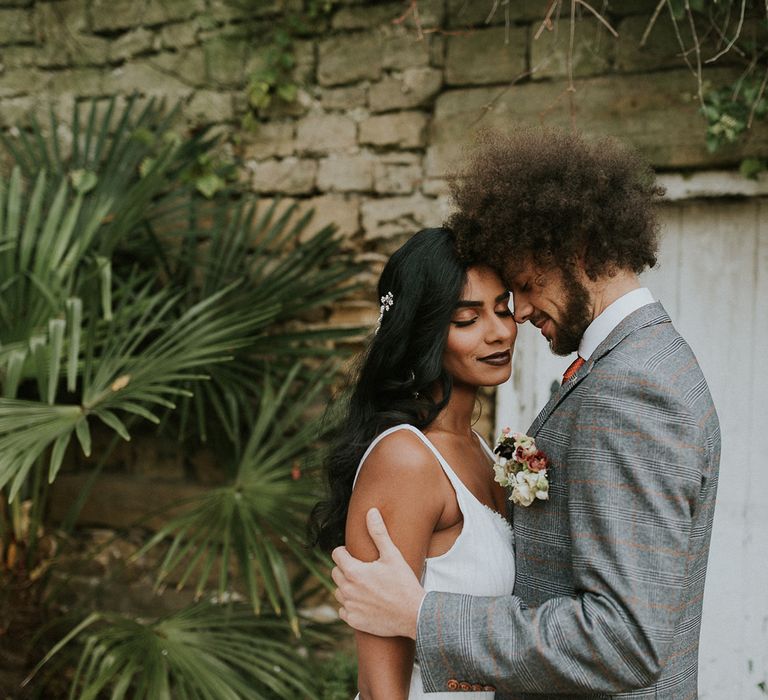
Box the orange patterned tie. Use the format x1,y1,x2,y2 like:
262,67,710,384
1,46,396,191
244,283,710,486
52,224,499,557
561,356,585,385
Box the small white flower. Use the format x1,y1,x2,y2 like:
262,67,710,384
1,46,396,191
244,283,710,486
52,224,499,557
523,470,540,489
511,481,535,507
493,462,509,487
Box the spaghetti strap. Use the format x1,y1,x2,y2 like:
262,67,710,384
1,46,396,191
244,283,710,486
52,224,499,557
352,424,467,496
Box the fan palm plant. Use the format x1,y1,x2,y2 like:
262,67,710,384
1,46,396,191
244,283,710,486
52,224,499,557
0,97,363,697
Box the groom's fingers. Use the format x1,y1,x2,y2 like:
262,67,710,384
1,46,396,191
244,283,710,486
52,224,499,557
331,545,353,571
330,564,347,589
365,507,399,560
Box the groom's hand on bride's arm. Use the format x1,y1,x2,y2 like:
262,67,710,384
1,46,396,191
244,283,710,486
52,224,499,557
331,507,426,640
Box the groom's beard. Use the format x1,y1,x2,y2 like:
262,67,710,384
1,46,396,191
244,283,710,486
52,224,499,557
538,275,592,357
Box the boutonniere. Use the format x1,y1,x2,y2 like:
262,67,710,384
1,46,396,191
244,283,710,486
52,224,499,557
492,428,550,507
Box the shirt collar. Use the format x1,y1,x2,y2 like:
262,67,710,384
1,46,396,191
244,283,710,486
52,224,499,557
578,287,655,360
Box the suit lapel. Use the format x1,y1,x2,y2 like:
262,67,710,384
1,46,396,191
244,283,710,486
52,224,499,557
529,302,672,436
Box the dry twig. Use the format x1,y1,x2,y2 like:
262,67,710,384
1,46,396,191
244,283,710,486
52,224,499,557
575,0,618,38
684,0,705,109
393,0,424,40
640,0,667,47
534,0,560,40
706,0,746,63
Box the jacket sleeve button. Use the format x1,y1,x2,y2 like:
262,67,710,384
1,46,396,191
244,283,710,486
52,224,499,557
483,685,496,692
459,681,471,690
447,679,460,690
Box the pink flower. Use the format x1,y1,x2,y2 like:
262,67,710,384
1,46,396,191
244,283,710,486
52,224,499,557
527,450,548,473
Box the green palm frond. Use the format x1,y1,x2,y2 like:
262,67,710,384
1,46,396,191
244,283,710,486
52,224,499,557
0,276,284,499
27,603,327,700
0,167,112,342
0,95,219,259
146,195,366,443
137,363,336,631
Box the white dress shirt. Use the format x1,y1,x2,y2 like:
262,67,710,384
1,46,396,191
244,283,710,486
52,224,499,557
578,287,655,361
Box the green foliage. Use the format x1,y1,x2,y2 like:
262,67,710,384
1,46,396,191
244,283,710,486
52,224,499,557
238,0,336,126
247,26,297,116
28,604,330,699
137,364,338,631
0,96,362,698
314,652,358,700
703,77,768,154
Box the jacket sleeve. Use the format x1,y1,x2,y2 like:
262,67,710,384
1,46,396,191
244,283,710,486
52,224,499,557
414,365,705,695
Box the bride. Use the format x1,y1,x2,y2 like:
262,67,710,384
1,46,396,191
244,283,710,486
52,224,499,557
310,227,517,699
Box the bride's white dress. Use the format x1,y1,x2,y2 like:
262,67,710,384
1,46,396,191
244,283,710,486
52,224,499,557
351,424,516,699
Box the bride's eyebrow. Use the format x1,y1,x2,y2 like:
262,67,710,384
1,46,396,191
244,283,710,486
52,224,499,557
454,291,510,308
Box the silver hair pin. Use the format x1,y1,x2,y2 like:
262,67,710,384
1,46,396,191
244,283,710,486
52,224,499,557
375,291,394,333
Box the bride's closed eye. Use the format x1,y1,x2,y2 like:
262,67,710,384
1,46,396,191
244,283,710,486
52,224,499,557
452,315,479,327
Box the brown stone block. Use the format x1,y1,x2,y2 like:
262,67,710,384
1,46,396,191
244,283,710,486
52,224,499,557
159,20,200,50
333,0,443,31
296,112,357,154
617,15,763,73
0,67,52,97
109,27,157,62
151,48,207,88
0,94,39,127
240,120,296,160
319,84,368,110
446,0,543,28
186,90,234,123
249,157,318,195
105,62,193,100
531,17,615,79
33,2,111,67
327,301,378,327
204,35,248,87
369,67,443,113
0,8,32,44
361,193,443,239
256,194,361,241
317,153,375,192
426,68,768,177
445,26,527,86
0,46,37,69
381,31,432,70
373,152,423,195
332,2,405,30
91,0,205,32
298,193,361,240
141,0,206,27
359,111,428,149
318,32,383,86
610,0,673,16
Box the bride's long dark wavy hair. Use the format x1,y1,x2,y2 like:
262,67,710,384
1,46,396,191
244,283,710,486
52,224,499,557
309,227,467,552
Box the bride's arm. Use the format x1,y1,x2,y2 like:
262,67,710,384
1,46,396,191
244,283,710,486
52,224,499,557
345,431,447,700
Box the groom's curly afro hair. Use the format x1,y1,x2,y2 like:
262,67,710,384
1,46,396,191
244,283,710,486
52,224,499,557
447,128,665,280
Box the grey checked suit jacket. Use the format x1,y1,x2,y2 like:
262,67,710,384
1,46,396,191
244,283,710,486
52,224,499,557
415,303,721,699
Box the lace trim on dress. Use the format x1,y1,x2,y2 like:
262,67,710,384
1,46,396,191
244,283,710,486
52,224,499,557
479,502,513,535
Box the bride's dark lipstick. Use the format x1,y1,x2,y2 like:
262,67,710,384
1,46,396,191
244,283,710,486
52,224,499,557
478,350,511,366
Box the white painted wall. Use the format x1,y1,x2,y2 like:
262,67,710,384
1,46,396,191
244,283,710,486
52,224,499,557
496,196,768,698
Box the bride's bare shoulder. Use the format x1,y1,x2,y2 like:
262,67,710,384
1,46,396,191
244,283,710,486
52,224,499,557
356,427,442,487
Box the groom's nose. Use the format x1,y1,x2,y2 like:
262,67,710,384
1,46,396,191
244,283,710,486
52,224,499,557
512,294,533,324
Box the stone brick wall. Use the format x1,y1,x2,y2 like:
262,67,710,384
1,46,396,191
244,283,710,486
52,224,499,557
3,0,767,454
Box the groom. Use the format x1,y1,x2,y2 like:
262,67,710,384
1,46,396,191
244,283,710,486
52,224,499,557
331,130,721,698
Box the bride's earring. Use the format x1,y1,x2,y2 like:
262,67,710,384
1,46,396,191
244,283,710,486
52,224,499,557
471,397,483,426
